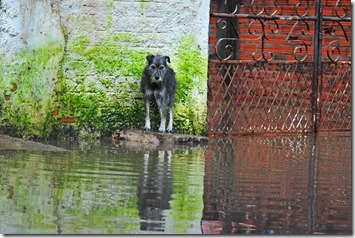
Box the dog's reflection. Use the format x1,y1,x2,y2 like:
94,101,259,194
137,150,173,232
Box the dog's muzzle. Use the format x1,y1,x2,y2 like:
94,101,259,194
151,75,162,83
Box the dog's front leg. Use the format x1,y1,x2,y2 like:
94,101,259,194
166,107,173,133
156,98,166,133
144,97,151,130
158,108,166,133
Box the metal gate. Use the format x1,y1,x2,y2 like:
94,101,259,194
207,0,351,135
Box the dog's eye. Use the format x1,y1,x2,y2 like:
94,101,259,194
159,65,165,70
150,65,156,69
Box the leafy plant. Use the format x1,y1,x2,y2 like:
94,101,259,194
173,35,208,135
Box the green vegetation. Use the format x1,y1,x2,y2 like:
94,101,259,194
173,35,208,136
0,42,64,139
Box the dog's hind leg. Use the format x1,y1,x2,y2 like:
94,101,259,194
166,107,173,133
144,98,151,130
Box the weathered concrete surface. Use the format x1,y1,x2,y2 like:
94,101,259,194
116,129,209,146
0,0,64,54
0,131,207,152
0,0,210,59
0,134,69,152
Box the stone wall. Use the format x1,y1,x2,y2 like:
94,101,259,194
0,0,210,138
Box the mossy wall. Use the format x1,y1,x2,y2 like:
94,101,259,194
0,34,207,138
0,0,209,139
0,42,64,138
57,33,207,138
57,33,150,137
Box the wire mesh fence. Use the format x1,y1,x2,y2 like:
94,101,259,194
207,0,351,135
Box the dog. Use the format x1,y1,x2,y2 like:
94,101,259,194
140,54,177,133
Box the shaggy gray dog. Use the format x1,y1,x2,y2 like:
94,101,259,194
140,55,177,133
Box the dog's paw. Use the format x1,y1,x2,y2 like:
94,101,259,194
166,128,173,133
158,128,166,133
143,126,151,131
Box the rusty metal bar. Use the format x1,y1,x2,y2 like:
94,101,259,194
210,12,351,22
209,59,351,64
311,0,323,133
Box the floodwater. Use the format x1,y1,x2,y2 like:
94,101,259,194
0,134,352,235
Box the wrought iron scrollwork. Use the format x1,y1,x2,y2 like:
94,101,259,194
286,20,310,62
248,19,279,40
324,22,349,62
250,0,278,16
292,42,309,62
327,40,341,62
323,0,350,62
224,0,239,14
334,0,347,18
295,0,310,17
213,0,350,62
216,38,238,60
215,17,279,61
249,19,279,62
215,18,240,60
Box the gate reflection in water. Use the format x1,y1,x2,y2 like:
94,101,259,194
202,134,351,235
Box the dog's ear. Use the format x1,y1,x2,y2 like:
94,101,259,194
146,55,154,64
164,56,171,64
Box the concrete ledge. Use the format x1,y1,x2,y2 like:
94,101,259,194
116,129,209,146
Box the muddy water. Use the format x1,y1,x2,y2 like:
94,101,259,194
0,134,351,234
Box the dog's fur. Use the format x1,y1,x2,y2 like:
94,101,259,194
140,54,177,133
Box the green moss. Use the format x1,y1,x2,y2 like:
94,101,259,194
57,33,153,138
69,33,147,78
139,1,146,10
107,0,114,28
0,42,64,139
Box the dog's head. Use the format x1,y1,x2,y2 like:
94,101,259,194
146,54,171,84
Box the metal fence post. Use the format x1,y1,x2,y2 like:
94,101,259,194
311,0,323,133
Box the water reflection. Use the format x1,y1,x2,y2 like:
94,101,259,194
202,134,352,235
0,141,205,234
0,134,351,234
137,150,173,232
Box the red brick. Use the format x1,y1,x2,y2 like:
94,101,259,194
58,117,75,123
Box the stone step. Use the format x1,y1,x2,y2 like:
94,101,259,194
0,134,70,152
